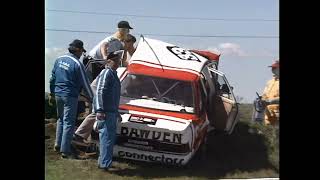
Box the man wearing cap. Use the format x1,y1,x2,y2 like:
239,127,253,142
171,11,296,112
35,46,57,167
93,50,123,171
49,39,94,159
261,60,280,126
87,21,133,81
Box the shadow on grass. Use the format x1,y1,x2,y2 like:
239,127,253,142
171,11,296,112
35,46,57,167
45,103,278,179
110,121,277,179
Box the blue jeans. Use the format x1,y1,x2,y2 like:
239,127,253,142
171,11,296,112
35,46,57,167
98,112,117,168
55,96,78,154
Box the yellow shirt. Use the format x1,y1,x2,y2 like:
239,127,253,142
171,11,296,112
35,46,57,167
262,76,279,125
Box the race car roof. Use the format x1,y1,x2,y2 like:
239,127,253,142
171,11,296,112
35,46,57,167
129,37,211,81
190,50,220,62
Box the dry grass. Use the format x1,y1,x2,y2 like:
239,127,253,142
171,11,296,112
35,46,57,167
45,103,279,179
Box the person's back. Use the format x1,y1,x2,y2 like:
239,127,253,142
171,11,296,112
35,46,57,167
89,36,124,60
51,53,85,98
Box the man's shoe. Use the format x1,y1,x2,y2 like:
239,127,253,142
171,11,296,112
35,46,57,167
61,153,79,160
98,166,108,171
54,145,60,153
72,134,89,147
98,165,117,172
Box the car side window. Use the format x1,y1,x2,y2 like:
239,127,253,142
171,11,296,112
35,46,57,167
207,62,218,70
215,74,233,100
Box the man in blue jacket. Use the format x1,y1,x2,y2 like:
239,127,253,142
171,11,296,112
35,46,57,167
93,50,123,171
49,39,94,159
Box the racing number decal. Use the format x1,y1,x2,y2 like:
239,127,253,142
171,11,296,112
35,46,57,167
167,46,200,62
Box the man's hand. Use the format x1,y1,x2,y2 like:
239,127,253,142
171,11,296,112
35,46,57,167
79,92,93,103
48,93,55,106
261,99,270,107
117,113,122,122
78,94,88,102
96,112,106,120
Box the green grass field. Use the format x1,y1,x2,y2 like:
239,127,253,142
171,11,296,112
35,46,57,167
45,103,279,179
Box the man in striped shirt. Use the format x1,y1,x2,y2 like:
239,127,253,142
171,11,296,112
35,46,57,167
49,39,94,159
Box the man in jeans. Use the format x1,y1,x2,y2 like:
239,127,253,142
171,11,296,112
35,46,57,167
49,39,93,159
94,51,122,171
72,35,136,145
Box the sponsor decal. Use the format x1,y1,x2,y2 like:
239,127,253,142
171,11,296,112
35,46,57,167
116,136,191,154
128,139,149,145
118,151,184,165
167,46,200,62
121,127,182,144
123,143,154,150
129,116,156,124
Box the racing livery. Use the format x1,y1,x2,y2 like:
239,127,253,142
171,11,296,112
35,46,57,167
111,37,239,165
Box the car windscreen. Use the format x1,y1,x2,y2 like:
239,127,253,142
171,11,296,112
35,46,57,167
120,74,195,113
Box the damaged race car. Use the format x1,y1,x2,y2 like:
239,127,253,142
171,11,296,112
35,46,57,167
77,36,239,166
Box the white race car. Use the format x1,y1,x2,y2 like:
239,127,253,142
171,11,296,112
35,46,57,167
107,36,239,166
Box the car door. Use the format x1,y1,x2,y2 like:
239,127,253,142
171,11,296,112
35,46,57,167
207,68,239,134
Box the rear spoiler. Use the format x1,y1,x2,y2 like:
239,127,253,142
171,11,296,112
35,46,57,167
190,50,220,62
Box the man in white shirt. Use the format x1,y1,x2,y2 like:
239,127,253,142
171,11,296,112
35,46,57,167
85,21,133,82
89,21,133,60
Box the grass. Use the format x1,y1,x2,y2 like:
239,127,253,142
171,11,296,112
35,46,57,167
45,103,279,179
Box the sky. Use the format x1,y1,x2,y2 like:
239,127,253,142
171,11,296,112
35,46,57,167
45,0,279,103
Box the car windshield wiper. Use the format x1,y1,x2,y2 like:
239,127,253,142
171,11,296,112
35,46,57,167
159,82,180,99
151,79,161,97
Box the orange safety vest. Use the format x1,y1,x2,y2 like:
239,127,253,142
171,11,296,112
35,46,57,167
262,77,279,126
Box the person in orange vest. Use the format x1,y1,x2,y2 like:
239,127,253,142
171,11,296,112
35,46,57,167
261,60,279,127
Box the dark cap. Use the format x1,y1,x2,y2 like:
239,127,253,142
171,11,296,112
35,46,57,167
107,50,124,61
118,21,133,29
69,39,86,52
268,60,279,68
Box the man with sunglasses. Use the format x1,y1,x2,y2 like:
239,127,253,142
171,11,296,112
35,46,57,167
93,50,123,171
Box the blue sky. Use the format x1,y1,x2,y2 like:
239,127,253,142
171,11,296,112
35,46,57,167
45,0,279,103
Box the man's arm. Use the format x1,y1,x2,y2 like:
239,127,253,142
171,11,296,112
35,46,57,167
48,60,58,106
265,97,280,105
94,69,114,120
49,60,57,95
100,42,109,60
77,61,94,102
94,69,113,112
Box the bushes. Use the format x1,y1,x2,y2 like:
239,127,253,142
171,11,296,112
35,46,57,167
45,92,57,119
249,121,279,172
238,103,279,172
44,92,87,121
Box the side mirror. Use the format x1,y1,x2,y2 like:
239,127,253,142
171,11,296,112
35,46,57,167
230,86,234,91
